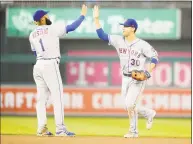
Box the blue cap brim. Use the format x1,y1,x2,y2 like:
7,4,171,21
119,23,128,27
45,11,49,15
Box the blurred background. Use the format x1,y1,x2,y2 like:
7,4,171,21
0,0,191,138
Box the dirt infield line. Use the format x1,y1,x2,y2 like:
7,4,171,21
1,135,191,144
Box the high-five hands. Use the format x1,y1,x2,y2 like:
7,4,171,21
93,5,99,19
81,4,87,16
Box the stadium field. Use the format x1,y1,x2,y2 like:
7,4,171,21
1,116,191,144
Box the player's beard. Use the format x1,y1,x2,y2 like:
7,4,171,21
45,18,52,25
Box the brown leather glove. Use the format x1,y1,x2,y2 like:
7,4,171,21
131,70,151,81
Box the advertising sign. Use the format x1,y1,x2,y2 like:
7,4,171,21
1,86,191,117
66,51,191,88
7,8,181,39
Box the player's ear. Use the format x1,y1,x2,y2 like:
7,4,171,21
39,16,46,25
134,28,137,33
132,27,136,33
40,18,44,25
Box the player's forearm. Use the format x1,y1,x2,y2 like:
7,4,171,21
96,28,109,41
94,18,109,41
148,63,156,73
94,18,101,29
66,15,85,33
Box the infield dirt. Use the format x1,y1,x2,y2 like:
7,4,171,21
1,135,191,144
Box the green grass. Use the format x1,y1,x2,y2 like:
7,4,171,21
1,116,191,138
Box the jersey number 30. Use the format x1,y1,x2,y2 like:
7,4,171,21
131,59,140,66
39,38,45,51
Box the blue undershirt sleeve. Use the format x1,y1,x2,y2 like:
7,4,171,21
96,28,109,42
66,15,85,33
151,57,158,64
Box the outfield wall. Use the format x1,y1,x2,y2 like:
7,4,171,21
1,85,191,118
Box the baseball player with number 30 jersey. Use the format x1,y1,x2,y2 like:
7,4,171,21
93,6,158,138
29,5,87,137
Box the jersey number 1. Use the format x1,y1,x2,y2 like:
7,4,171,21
39,38,45,51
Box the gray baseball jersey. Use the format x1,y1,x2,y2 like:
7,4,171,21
108,35,158,73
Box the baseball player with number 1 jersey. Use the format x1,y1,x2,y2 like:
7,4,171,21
29,5,87,137
93,6,158,138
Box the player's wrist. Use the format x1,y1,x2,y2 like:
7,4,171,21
147,69,151,74
81,13,86,16
146,69,152,73
80,15,86,20
144,70,151,79
94,17,99,21
94,19,100,25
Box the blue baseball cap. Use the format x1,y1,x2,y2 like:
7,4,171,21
120,18,138,31
33,9,49,21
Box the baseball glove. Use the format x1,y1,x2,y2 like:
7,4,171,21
131,70,151,81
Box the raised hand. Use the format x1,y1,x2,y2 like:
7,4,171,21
81,4,87,16
93,5,99,19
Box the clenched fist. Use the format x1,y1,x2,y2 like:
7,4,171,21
81,4,87,16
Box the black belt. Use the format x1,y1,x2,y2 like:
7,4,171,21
123,72,132,77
